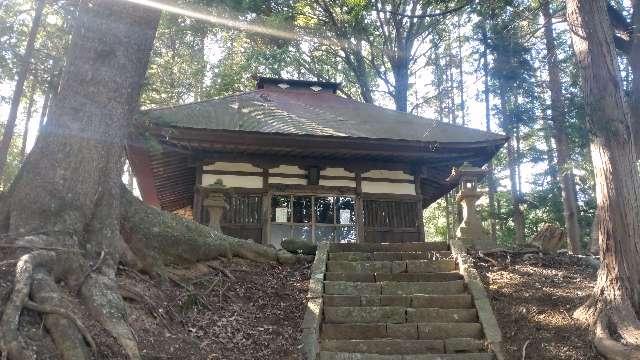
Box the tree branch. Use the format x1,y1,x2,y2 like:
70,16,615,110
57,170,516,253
387,1,471,19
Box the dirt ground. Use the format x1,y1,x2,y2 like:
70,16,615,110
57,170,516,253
0,248,310,359
473,251,602,360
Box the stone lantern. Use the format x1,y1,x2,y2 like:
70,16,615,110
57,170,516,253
201,180,226,232
449,162,494,250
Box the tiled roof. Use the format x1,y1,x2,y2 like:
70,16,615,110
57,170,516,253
142,88,506,144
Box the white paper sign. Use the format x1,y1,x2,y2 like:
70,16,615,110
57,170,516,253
275,207,288,223
340,209,352,224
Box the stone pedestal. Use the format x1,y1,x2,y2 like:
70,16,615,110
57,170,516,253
203,193,225,232
450,162,495,250
200,181,227,232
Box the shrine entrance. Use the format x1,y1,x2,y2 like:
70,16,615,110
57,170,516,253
269,194,357,247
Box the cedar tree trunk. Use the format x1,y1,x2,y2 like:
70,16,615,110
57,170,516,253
481,20,497,244
0,2,298,360
542,0,582,254
568,1,640,358
499,85,526,246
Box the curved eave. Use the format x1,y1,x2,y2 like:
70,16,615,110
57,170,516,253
129,126,507,211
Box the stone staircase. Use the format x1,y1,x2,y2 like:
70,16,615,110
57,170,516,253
317,242,496,360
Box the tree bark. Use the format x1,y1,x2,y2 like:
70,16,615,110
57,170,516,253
567,0,640,357
499,85,525,246
0,0,45,179
481,20,497,244
0,3,303,358
457,15,466,126
542,0,582,254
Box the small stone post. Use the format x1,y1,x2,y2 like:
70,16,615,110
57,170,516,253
202,181,226,232
451,162,494,250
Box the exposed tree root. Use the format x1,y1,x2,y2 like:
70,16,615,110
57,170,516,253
575,298,640,359
30,270,92,360
119,187,301,270
0,187,308,359
81,271,141,360
594,311,640,360
0,251,56,360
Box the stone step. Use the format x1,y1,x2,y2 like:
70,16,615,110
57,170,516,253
323,294,473,308
326,260,456,274
325,272,463,283
418,322,483,340
381,281,465,295
320,339,445,354
324,281,465,296
321,322,482,340
324,307,478,324
329,251,452,262
318,352,495,360
329,242,449,253
324,306,406,324
407,308,478,323
444,338,485,354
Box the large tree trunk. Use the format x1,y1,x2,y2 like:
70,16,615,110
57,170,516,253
457,15,466,126
391,56,410,112
0,0,45,179
499,85,526,246
629,0,640,156
481,20,497,244
542,0,582,254
0,2,298,359
567,1,640,358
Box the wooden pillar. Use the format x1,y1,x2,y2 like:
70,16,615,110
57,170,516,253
261,167,271,246
355,171,364,243
193,165,203,223
415,171,426,242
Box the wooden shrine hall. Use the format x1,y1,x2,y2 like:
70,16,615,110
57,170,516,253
128,77,507,248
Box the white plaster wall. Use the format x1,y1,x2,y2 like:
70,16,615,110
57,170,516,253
271,165,305,175
363,169,413,180
202,174,263,188
321,167,354,177
319,179,357,187
268,177,307,185
203,162,261,172
361,181,416,195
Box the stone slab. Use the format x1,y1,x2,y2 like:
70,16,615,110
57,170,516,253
386,323,418,339
320,339,444,354
326,272,376,282
324,295,361,307
319,353,494,360
417,323,483,340
375,272,463,283
323,307,406,324
322,323,387,340
444,338,485,353
329,242,449,253
330,252,373,261
407,308,478,323
381,281,465,296
324,281,381,296
373,252,403,261
406,260,456,273
410,294,473,309
327,261,392,274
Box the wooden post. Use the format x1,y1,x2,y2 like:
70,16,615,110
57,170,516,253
261,167,271,246
415,172,426,242
355,171,364,243
193,165,203,223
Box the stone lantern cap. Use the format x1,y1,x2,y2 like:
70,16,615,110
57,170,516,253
446,162,488,183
